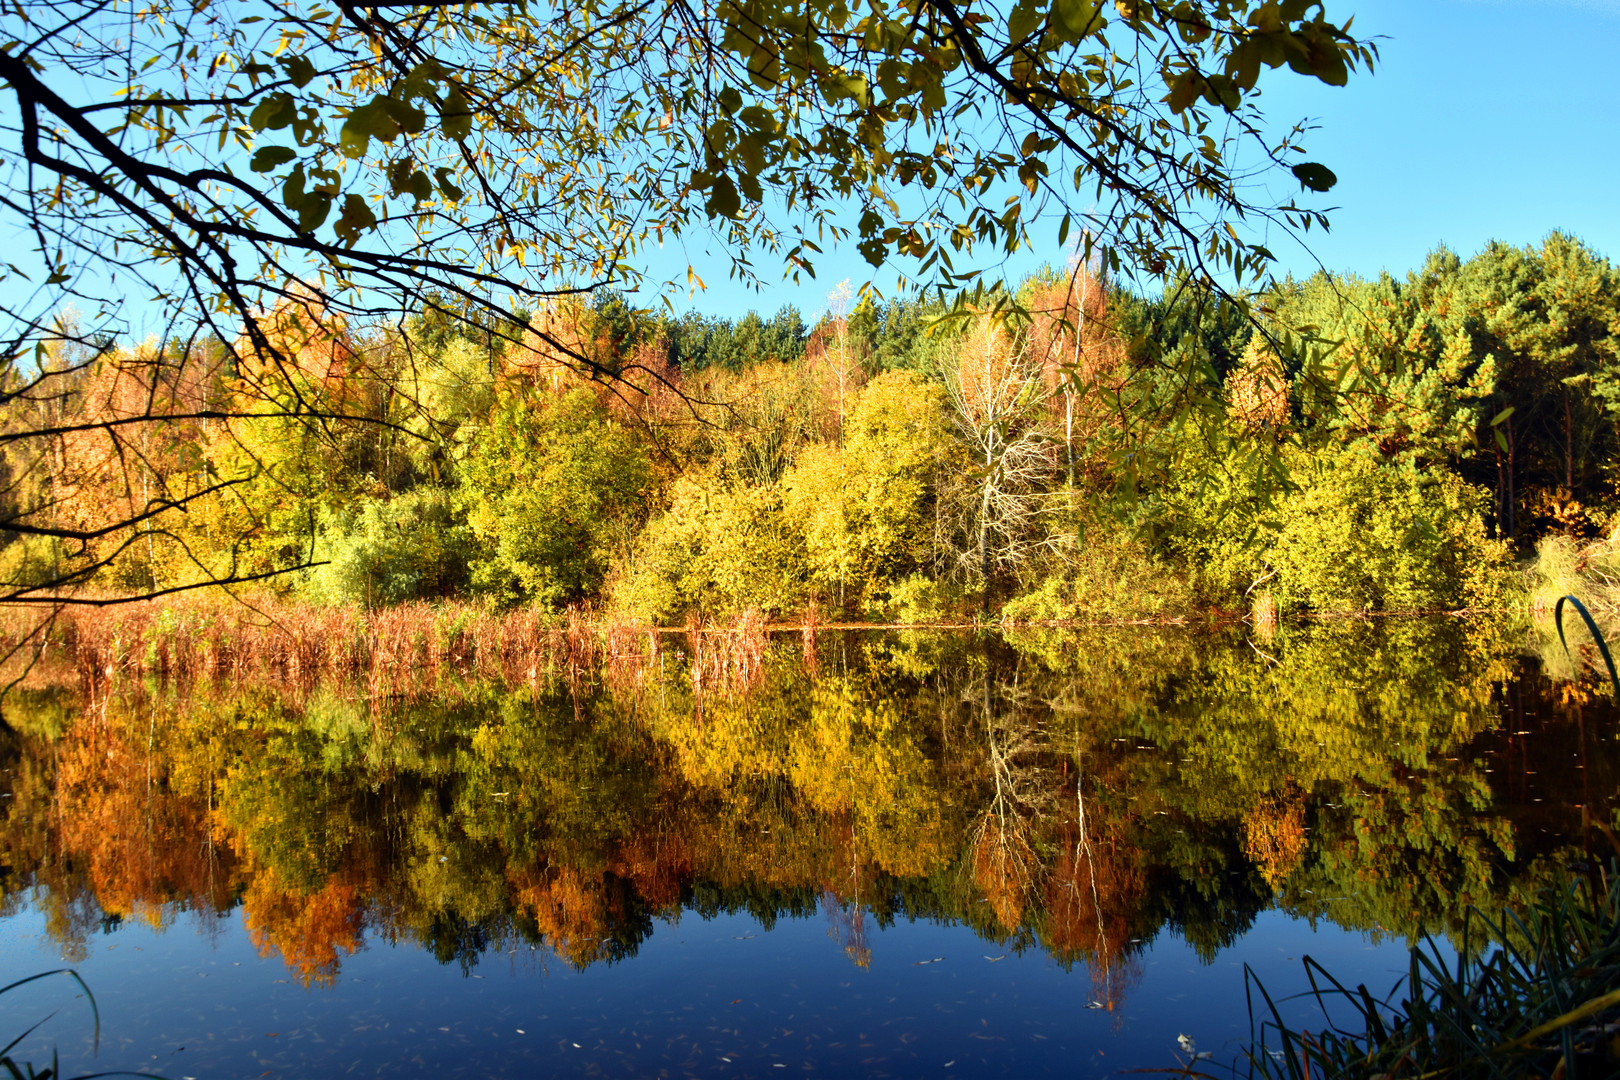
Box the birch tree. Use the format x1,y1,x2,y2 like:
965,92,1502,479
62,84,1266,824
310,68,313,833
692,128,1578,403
943,317,1056,605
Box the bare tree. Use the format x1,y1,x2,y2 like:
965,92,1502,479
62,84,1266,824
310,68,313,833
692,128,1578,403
940,317,1058,606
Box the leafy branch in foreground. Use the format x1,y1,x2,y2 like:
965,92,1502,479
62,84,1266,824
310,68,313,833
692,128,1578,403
0,0,1376,606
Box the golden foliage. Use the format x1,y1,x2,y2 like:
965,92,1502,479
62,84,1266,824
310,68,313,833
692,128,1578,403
241,869,365,987
1243,787,1308,888
1228,334,1291,432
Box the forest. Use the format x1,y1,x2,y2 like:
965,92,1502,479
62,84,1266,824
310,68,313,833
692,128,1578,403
8,230,1620,627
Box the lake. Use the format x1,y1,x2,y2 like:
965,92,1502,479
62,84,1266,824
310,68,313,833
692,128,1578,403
0,617,1613,1077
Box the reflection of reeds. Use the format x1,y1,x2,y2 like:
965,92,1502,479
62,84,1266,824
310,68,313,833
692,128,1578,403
801,599,820,676
683,607,768,695
0,597,670,698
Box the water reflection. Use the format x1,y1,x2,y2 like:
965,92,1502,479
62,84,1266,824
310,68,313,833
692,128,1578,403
0,619,1612,1008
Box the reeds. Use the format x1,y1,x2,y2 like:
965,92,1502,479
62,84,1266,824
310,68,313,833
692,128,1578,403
1,968,100,1079
1244,863,1620,1079
685,607,769,696
1249,589,1278,640
0,595,666,698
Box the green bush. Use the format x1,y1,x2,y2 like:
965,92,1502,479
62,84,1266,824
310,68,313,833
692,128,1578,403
612,471,807,622
1164,443,1509,612
305,487,470,606
459,386,649,608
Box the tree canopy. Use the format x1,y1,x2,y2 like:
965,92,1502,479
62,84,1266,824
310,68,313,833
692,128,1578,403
1,0,1372,353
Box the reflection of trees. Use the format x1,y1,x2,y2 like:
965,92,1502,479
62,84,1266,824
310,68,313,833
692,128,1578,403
948,646,1149,1010
1042,755,1144,1012
1243,786,1308,888
242,869,364,987
965,661,1054,933
0,619,1606,985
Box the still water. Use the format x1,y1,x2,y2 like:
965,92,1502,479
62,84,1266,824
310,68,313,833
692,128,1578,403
0,619,1613,1077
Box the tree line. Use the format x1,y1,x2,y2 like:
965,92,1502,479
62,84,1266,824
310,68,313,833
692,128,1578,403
6,231,1617,622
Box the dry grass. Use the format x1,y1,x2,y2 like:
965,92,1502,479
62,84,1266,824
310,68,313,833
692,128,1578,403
0,595,669,698
683,607,769,700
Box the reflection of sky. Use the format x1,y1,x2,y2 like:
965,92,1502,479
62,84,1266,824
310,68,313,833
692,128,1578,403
0,899,1420,1079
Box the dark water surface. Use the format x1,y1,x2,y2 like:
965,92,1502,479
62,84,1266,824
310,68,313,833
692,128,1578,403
0,619,1614,1077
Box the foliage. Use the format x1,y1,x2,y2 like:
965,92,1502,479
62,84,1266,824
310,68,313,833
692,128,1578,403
458,386,649,607
614,472,807,621
1273,269,1497,463
782,372,954,611
1000,508,1195,622
0,0,1375,609
1,0,1372,360
305,487,471,607
5,236,1618,620
1163,442,1510,611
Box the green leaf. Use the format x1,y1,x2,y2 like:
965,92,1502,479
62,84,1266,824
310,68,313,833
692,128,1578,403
283,163,334,232
1166,72,1200,114
342,96,405,158
1291,162,1337,192
1006,0,1042,44
822,72,870,107
384,95,427,135
705,173,741,219
250,145,297,173
340,119,371,159
1053,0,1101,38
440,85,473,141
334,193,378,247
388,158,414,196
1489,405,1516,426
434,166,462,201
249,92,296,132
279,54,317,88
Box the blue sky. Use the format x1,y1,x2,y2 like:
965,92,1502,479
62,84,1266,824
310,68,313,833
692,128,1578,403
24,0,1616,337
661,0,1620,320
